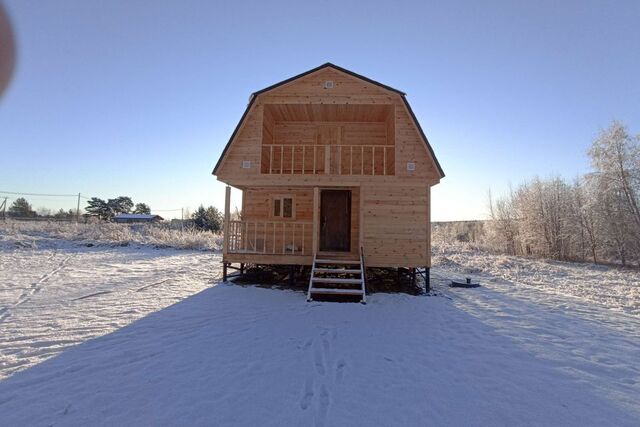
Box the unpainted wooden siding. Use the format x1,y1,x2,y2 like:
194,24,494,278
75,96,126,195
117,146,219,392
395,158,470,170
216,66,440,268
361,183,430,268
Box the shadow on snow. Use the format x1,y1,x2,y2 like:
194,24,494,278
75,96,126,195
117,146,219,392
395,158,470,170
0,283,637,426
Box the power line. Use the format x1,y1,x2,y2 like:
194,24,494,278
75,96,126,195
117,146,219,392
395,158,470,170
1,190,186,216
0,190,78,197
4,197,79,202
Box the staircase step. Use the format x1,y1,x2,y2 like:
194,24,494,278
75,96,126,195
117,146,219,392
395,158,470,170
312,277,362,285
310,287,364,295
314,268,361,274
315,259,361,265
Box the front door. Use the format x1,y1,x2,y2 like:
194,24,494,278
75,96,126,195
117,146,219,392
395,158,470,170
319,190,351,252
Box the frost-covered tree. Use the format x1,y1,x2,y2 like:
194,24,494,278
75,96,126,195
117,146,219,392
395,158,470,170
133,203,151,214
573,178,601,263
191,205,223,232
36,207,52,217
54,208,76,219
513,177,575,260
485,121,640,266
588,121,640,264
107,196,134,215
85,197,110,220
487,188,519,255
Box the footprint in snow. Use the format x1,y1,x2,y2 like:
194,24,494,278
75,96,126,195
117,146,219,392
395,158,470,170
322,338,330,356
300,378,314,410
314,346,325,376
335,359,346,383
316,385,330,427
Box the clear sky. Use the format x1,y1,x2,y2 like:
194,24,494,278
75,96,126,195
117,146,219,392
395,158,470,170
1,0,638,220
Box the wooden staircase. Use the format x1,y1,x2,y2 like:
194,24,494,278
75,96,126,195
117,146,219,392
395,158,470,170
307,249,366,303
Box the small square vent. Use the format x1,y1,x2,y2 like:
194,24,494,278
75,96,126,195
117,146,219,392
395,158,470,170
242,160,251,169
324,80,334,89
407,162,416,172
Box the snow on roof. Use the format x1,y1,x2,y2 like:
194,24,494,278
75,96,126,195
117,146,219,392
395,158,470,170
114,214,161,220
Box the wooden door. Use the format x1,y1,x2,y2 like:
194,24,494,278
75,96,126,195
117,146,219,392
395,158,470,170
320,190,351,252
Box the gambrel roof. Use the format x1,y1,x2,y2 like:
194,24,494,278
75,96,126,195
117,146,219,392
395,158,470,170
212,63,444,178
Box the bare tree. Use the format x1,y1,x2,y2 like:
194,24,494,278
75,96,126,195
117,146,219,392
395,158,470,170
487,188,519,255
478,121,639,266
574,177,601,263
589,121,640,264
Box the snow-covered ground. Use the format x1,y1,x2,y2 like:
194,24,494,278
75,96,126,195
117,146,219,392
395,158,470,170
433,242,640,315
0,238,639,426
0,246,219,380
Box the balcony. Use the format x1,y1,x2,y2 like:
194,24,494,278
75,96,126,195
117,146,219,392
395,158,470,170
261,103,395,176
260,144,394,175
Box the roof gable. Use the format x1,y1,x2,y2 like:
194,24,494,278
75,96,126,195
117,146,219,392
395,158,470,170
253,62,405,98
213,63,444,178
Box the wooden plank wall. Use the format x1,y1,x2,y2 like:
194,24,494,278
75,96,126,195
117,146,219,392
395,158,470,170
241,187,313,256
393,99,438,180
270,122,387,146
361,183,429,268
217,103,439,182
262,123,392,175
266,68,392,99
347,188,360,258
218,104,263,179
216,66,442,268
243,187,313,222
243,186,360,259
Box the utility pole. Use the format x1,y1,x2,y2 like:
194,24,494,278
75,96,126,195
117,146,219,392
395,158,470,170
76,193,81,223
0,197,6,221
181,207,184,232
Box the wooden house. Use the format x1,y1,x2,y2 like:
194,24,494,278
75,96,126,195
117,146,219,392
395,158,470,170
114,214,164,224
213,63,444,301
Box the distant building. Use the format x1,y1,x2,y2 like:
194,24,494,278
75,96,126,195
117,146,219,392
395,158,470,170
114,214,164,224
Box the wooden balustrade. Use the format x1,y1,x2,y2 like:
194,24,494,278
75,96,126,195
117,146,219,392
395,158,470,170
227,220,313,255
260,144,394,176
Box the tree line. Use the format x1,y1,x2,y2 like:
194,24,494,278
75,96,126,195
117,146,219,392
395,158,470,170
85,196,222,231
3,195,223,233
85,196,150,220
486,121,640,266
4,198,76,219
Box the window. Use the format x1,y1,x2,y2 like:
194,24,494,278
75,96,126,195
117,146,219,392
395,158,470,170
272,196,295,219
273,199,281,217
283,198,293,218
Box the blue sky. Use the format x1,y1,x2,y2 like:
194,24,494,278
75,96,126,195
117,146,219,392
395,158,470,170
1,0,638,220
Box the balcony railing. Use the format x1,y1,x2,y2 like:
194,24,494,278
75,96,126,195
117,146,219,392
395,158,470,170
227,220,313,255
261,144,394,176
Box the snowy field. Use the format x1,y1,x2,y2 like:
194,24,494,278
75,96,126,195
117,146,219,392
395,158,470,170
434,241,640,315
0,235,639,426
0,220,222,251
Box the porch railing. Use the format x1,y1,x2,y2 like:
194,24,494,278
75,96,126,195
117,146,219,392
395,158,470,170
261,144,394,176
227,220,313,255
